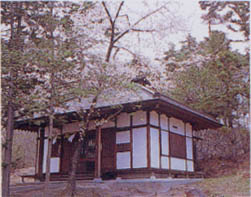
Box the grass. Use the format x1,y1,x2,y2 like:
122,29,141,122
193,151,250,197
195,172,250,197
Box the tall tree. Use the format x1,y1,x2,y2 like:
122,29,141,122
1,2,40,196
64,2,184,195
161,31,249,127
101,1,173,62
23,2,85,195
23,2,129,196
71,1,185,66
199,1,250,41
64,58,132,196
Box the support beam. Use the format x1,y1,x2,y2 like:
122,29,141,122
34,129,39,176
59,128,64,172
168,117,171,176
192,129,197,171
147,111,150,168
38,127,45,180
95,126,102,178
130,115,133,169
184,121,188,177
158,113,161,169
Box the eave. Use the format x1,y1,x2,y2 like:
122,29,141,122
14,98,222,132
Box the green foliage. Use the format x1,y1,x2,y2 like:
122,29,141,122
218,126,234,134
199,1,250,41
23,1,85,117
2,162,8,169
1,2,44,126
162,31,249,127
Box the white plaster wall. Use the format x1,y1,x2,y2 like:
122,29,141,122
102,120,115,128
132,111,147,126
186,123,192,137
50,158,60,173
117,113,130,127
187,160,194,172
150,111,159,126
169,117,184,135
160,114,168,130
42,139,48,173
150,127,160,168
170,157,186,171
161,131,169,155
116,152,131,169
161,156,169,169
116,131,130,144
43,139,60,173
132,127,147,168
186,137,193,159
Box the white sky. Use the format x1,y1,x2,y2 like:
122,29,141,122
120,0,248,63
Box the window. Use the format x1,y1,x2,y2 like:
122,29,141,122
169,133,186,159
80,134,96,159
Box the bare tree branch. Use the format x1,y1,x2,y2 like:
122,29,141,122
112,47,120,60
113,2,169,44
102,1,125,62
119,14,130,26
113,45,137,59
102,1,124,25
102,107,123,123
101,1,113,25
131,28,157,33
229,39,248,43
114,2,124,23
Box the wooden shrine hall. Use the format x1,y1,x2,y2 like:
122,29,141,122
15,84,221,181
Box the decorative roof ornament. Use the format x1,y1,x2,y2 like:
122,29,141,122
131,75,151,86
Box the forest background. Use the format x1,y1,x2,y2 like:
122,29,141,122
1,1,249,197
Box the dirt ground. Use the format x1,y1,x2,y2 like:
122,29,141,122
10,152,250,197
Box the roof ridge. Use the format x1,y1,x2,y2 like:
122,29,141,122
135,84,156,96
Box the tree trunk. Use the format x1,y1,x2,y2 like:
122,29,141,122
105,41,114,62
66,139,83,197
43,115,53,196
208,20,212,37
2,3,18,196
44,4,55,196
2,98,14,197
228,115,233,128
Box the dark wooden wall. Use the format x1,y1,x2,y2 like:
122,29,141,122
101,129,115,173
169,133,186,159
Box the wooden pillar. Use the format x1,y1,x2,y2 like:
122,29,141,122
95,126,102,178
38,127,45,180
59,128,64,172
158,113,162,169
146,111,151,168
34,128,39,176
192,129,197,171
184,122,188,177
130,115,133,169
168,117,171,177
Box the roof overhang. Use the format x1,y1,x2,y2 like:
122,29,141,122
15,97,222,132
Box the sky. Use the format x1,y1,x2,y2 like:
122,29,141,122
119,0,248,64
179,0,248,52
